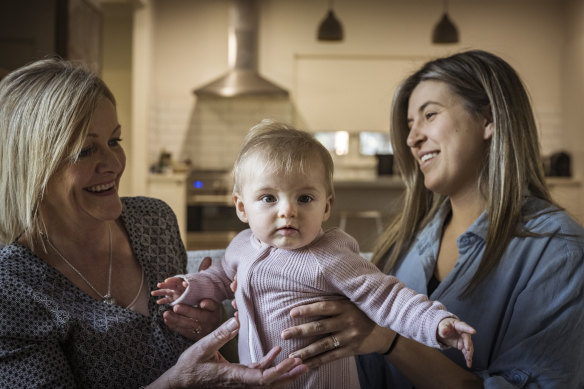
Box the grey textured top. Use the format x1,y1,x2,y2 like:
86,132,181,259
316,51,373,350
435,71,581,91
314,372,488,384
0,197,192,388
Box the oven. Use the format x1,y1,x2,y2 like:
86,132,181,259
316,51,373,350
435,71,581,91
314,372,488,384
186,170,247,250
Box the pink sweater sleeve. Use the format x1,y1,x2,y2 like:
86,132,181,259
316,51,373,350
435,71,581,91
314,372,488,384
312,229,454,349
171,256,235,307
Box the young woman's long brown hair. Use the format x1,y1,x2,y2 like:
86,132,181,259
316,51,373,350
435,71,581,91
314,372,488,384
371,50,551,296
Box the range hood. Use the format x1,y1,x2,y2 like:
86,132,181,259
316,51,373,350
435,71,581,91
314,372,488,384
194,0,288,98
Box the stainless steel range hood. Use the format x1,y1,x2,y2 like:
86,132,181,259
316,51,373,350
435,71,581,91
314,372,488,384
194,0,288,98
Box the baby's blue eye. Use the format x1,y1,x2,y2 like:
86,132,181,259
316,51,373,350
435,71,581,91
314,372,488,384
298,195,313,204
261,195,276,203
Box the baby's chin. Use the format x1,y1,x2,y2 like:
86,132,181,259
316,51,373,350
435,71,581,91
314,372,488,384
263,237,307,251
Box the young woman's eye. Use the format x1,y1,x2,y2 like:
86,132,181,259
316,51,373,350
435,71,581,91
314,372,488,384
298,195,313,204
425,112,436,120
109,137,123,147
260,195,276,203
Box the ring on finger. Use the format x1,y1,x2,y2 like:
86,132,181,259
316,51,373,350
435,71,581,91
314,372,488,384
192,320,202,335
331,335,341,349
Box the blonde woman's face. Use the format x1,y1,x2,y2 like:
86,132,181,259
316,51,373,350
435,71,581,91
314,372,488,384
42,97,126,226
406,80,492,200
233,156,333,250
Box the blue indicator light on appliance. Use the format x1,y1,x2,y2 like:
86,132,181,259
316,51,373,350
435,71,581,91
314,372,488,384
193,180,204,189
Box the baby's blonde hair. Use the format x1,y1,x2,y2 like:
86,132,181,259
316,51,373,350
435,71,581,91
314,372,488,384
233,119,335,199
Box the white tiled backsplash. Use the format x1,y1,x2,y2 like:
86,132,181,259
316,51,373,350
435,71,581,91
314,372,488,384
149,96,294,171
149,96,386,179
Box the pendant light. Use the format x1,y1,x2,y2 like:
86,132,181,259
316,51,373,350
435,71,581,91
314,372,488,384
317,0,344,41
432,0,459,44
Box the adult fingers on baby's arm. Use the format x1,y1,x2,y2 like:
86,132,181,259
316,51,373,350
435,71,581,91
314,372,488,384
455,320,476,335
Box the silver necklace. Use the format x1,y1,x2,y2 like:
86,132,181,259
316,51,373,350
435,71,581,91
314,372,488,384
43,224,115,305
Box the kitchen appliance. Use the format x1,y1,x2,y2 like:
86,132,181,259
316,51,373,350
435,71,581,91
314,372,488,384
193,0,288,98
186,170,246,250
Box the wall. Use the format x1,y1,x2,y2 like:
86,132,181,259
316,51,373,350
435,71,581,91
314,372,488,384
105,0,582,213
102,2,134,196
141,0,570,165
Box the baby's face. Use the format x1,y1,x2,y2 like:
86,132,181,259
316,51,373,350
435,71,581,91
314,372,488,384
233,158,332,250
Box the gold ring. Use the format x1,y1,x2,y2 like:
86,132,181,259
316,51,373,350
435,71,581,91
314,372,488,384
331,335,341,349
192,320,202,334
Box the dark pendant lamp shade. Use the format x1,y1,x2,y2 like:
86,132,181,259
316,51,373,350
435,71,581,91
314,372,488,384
432,1,459,44
318,7,344,41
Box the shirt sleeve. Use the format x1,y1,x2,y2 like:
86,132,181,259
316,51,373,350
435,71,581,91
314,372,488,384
477,241,584,388
0,335,76,388
0,287,76,388
173,258,235,306
313,230,454,349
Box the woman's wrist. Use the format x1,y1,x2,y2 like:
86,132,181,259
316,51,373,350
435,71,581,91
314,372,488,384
367,326,395,355
382,333,400,355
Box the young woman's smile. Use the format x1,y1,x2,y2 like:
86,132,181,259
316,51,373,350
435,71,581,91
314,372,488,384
406,80,492,201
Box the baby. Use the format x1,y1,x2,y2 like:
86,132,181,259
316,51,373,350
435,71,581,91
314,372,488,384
153,120,475,389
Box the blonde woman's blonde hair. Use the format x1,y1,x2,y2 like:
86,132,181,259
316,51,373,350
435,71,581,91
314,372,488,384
0,58,115,244
233,119,335,200
372,50,551,295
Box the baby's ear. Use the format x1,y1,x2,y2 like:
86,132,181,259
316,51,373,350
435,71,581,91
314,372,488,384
233,193,248,223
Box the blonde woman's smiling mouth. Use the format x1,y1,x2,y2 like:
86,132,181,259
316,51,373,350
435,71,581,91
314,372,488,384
86,181,116,194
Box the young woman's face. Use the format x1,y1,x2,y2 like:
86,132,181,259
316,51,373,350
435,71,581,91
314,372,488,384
406,80,492,200
41,97,126,226
233,155,333,250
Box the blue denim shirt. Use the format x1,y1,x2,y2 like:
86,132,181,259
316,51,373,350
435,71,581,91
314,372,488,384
357,197,584,388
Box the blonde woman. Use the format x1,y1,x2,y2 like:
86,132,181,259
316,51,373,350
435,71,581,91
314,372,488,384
279,50,584,388
0,58,306,388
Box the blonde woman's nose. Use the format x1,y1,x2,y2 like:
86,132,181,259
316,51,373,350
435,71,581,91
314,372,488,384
97,147,124,173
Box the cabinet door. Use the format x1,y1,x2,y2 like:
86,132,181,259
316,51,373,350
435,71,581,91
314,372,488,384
148,174,187,246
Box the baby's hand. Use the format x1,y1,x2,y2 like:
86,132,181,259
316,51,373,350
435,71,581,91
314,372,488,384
151,276,188,305
437,317,476,368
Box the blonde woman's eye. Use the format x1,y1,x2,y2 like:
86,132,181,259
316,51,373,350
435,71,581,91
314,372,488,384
425,112,436,120
78,146,94,158
109,137,123,147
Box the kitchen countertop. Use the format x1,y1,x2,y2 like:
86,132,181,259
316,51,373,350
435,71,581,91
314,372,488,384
334,175,404,189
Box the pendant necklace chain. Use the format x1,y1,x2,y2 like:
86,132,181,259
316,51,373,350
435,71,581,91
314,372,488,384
43,223,116,305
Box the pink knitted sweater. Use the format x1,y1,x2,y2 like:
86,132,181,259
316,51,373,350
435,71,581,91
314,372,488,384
175,228,453,389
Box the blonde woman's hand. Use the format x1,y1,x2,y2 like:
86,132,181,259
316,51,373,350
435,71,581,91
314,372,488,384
150,317,308,389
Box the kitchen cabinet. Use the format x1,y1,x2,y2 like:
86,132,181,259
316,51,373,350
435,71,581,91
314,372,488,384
0,0,102,75
147,173,187,246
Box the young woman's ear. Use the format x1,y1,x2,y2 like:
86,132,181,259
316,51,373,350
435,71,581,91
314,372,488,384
484,121,494,140
233,193,248,223
482,105,494,140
